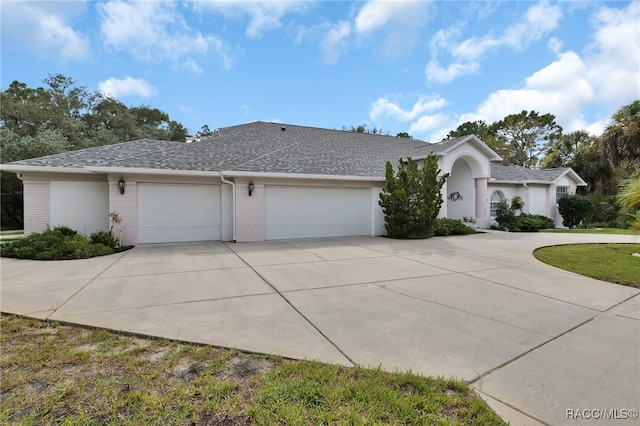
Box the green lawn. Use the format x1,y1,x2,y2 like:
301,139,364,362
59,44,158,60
1,315,505,425
534,243,640,287
541,227,638,235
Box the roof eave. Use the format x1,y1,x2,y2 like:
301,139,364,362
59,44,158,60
223,170,385,182
0,165,90,174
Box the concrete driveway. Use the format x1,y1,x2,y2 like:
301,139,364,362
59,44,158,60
2,231,639,425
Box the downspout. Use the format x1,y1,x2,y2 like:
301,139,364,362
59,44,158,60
220,173,236,242
523,182,529,214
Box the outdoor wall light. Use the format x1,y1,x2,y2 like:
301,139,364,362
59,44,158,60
118,177,126,195
248,180,255,197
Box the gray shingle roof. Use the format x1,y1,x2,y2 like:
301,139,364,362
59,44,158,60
3,121,448,177
490,163,572,183
3,121,565,183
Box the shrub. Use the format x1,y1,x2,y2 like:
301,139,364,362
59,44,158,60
1,226,119,260
518,214,555,232
379,154,449,239
495,196,554,232
52,225,77,237
90,231,118,248
558,194,593,228
434,218,477,236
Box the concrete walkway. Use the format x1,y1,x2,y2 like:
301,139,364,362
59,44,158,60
2,231,639,425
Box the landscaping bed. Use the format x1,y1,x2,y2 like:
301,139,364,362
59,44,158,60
0,226,132,260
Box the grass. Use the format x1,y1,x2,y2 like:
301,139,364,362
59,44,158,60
1,315,506,425
541,227,638,235
534,243,640,288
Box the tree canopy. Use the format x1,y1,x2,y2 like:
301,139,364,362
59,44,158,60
0,74,208,229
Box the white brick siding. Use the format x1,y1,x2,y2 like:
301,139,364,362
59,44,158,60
23,181,50,235
235,181,264,242
109,179,138,246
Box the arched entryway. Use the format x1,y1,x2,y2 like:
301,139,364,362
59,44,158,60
441,154,489,226
446,159,475,220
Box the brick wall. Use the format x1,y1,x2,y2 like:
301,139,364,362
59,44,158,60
23,181,50,234
235,181,264,242
108,179,138,246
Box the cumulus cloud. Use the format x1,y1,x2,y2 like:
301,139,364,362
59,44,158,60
354,0,431,56
319,21,351,64
98,0,234,72
370,95,447,122
425,60,480,84
430,1,563,84
585,1,640,109
1,1,90,61
98,77,157,99
196,0,310,38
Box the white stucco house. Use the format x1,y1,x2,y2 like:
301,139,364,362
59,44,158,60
1,121,587,245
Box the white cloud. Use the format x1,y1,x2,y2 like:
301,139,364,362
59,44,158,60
1,1,90,61
425,60,479,84
98,1,234,71
408,114,452,139
196,0,310,38
319,21,351,64
98,77,157,99
354,0,431,56
431,1,563,83
585,1,640,108
370,95,447,122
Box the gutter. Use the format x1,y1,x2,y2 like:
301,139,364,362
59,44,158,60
220,172,236,243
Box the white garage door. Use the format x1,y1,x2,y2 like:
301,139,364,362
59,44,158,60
138,184,221,243
265,186,371,240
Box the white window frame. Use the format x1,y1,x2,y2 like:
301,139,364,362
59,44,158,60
556,186,569,204
490,191,505,218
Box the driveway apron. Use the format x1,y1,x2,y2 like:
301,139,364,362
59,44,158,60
1,232,638,425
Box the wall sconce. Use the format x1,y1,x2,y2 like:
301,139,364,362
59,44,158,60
448,191,463,202
248,180,255,197
117,177,126,195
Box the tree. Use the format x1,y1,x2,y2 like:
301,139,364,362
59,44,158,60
617,176,640,231
601,100,640,170
558,194,593,228
379,154,448,238
196,124,215,139
342,124,390,136
446,120,495,141
396,132,412,138
493,110,562,167
542,130,594,168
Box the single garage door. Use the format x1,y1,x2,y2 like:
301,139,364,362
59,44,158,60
264,186,371,240
138,184,221,243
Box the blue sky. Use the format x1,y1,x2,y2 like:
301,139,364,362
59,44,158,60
2,0,639,142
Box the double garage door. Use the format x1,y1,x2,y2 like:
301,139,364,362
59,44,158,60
137,184,371,243
264,186,371,240
138,184,221,244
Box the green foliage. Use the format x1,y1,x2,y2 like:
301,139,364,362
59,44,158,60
90,230,118,249
617,175,640,231
1,227,114,260
433,218,477,236
0,74,196,229
493,110,562,167
495,196,554,232
558,194,593,228
379,155,448,239
601,100,640,170
342,124,390,135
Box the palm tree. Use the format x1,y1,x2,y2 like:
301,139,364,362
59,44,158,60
601,100,640,170
617,176,640,231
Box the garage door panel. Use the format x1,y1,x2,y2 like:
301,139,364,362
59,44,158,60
138,184,221,243
265,187,370,240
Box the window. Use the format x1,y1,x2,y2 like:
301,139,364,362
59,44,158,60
490,191,505,218
556,186,569,204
